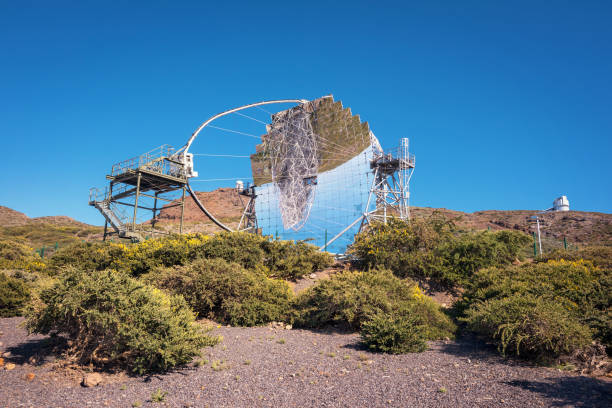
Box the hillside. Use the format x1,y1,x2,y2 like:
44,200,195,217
0,206,103,250
410,207,612,247
152,188,246,233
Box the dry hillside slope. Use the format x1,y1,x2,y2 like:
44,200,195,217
0,205,103,249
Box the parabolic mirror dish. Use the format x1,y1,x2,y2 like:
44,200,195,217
251,96,381,253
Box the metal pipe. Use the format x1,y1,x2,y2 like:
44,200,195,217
319,215,364,251
132,172,141,232
180,186,185,234
536,218,543,255
181,99,309,156
186,182,231,231
152,192,158,230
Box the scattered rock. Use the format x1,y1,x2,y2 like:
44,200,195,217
5,363,16,371
309,273,316,279
0,357,4,367
285,324,292,330
25,372,35,381
3,351,12,358
82,373,103,387
28,356,37,365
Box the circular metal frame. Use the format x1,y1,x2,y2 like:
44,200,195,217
180,99,308,231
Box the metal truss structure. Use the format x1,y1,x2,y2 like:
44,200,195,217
362,137,415,226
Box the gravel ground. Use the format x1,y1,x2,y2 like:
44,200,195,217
1,317,610,408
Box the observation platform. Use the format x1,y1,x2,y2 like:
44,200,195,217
107,145,187,190
370,148,415,175
89,145,188,242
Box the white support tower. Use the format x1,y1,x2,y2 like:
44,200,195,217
362,137,415,227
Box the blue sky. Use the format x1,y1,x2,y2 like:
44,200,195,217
1,1,610,225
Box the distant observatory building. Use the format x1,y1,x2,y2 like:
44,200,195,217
546,195,570,212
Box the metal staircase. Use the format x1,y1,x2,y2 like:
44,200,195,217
93,200,124,234
89,188,142,241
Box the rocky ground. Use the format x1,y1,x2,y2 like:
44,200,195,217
1,317,610,408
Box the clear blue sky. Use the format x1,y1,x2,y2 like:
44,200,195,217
1,1,611,225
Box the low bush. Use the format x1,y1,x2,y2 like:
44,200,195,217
25,268,217,374
45,241,126,275
47,232,332,280
349,216,452,280
0,222,102,249
198,232,333,280
0,272,31,317
458,259,611,358
262,239,333,280
0,239,45,271
46,235,210,276
142,257,293,326
293,268,456,348
349,217,530,287
435,230,531,285
462,294,592,360
193,232,265,270
360,308,429,353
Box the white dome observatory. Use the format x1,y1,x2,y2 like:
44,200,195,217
552,195,570,211
235,180,244,193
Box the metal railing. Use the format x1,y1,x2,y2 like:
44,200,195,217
89,187,106,203
110,145,184,179
377,146,415,168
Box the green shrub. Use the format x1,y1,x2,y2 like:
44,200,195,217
0,272,31,317
194,232,265,270
45,241,126,275
293,268,456,342
200,232,333,280
46,232,332,280
435,231,531,285
462,294,592,359
458,259,611,357
25,268,217,374
142,258,293,326
349,217,530,287
349,217,452,280
360,308,428,353
262,239,333,280
0,239,44,271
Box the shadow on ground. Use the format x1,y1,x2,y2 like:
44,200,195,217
4,336,65,366
506,376,612,408
437,334,515,362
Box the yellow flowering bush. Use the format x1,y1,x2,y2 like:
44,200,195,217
0,239,44,271
538,246,612,269
46,232,330,280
